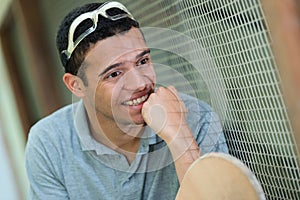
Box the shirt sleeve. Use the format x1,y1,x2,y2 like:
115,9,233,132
25,126,69,200
196,109,229,155
180,93,228,155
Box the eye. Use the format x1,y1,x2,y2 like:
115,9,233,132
106,71,122,79
137,57,150,66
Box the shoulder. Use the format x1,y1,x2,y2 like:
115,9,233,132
25,103,83,176
179,93,214,123
30,103,74,133
179,93,223,136
180,93,213,112
27,103,79,149
25,103,82,198
179,93,228,154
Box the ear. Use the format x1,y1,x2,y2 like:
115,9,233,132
63,73,86,98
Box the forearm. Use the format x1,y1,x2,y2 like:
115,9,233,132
164,124,201,183
142,86,201,182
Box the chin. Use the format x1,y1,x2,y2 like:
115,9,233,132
132,117,146,126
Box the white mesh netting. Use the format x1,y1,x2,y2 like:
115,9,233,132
121,0,300,199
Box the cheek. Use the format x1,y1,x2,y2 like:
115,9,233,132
95,82,120,105
91,82,108,103
147,66,156,83
135,65,156,83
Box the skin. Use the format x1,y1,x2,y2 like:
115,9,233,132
63,27,200,183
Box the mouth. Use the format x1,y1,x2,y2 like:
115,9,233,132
122,94,149,106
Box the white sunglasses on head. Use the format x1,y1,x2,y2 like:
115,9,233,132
61,1,135,61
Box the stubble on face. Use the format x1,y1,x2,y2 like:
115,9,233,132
82,28,156,138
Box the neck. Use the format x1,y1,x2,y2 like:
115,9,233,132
91,119,143,165
84,105,144,156
91,121,142,153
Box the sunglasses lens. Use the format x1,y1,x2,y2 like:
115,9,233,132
62,2,135,63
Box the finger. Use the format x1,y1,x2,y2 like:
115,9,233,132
167,85,177,94
166,86,182,100
166,86,187,112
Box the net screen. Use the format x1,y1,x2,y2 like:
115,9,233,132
121,0,300,199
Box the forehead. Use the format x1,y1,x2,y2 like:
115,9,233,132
84,27,147,68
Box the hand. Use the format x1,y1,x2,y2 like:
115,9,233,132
142,86,200,183
142,86,188,142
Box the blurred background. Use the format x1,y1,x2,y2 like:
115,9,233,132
0,0,299,199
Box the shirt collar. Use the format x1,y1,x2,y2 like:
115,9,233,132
73,100,161,155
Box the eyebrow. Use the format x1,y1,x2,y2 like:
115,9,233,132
98,48,151,77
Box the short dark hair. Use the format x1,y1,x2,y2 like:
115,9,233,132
56,2,139,77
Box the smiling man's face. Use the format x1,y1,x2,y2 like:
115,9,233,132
81,27,156,127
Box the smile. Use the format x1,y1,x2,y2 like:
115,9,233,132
122,94,149,106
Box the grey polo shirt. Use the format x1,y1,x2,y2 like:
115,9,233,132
25,93,228,200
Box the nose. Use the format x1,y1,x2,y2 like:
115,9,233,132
122,67,148,91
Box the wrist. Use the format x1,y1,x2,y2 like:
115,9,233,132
162,124,200,153
160,123,192,144
166,129,201,167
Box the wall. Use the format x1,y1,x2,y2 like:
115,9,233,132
0,0,28,199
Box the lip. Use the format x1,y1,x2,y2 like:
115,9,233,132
121,88,153,107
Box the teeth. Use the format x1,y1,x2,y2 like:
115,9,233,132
123,94,148,106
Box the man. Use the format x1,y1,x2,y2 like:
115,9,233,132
25,1,228,199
